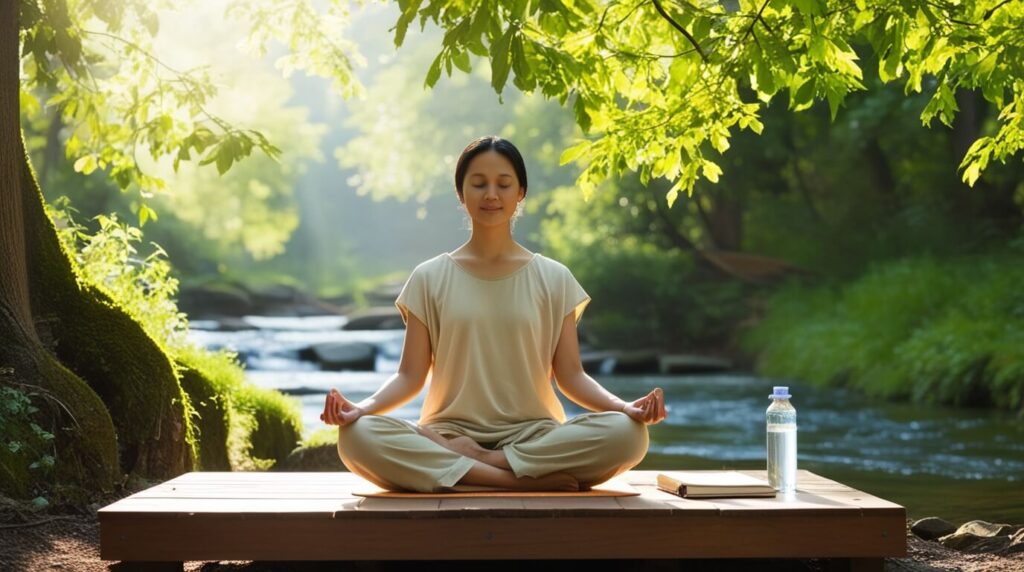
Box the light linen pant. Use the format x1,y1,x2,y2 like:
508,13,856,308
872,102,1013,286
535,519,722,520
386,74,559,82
336,411,649,493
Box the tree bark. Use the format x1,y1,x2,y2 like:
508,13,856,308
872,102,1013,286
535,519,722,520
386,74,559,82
1,2,194,500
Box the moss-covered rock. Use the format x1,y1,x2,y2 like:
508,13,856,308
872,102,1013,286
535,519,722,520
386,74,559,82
175,363,231,471
237,385,303,467
20,142,195,480
274,443,346,472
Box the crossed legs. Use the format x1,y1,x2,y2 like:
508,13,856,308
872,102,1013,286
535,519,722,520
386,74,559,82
413,424,582,491
337,412,647,493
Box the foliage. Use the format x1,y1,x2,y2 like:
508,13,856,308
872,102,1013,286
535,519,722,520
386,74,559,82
539,183,749,350
18,0,367,221
49,198,191,351
742,248,1024,412
398,0,1024,206
302,426,339,448
46,198,303,468
0,371,56,502
176,344,303,470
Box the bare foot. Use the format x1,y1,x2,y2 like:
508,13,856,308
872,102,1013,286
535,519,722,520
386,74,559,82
514,471,580,492
444,436,489,461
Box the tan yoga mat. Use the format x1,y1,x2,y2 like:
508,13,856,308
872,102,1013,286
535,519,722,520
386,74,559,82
352,477,640,498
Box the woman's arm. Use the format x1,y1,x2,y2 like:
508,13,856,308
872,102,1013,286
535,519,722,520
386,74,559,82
355,312,433,415
323,307,433,424
551,313,629,412
551,312,668,424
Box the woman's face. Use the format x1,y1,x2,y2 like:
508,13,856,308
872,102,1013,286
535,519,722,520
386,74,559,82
459,150,525,228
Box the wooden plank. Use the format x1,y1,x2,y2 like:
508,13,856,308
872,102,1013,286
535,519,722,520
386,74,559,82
100,513,906,561
438,497,526,511
519,496,623,510
705,491,863,516
352,497,441,512
98,497,352,516
633,485,728,514
799,489,907,516
169,471,363,484
99,469,907,562
131,484,359,500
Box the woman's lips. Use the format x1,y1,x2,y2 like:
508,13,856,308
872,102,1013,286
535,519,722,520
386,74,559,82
482,207,502,211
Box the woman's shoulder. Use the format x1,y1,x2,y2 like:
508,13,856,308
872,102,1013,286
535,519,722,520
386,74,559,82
533,252,571,274
410,253,449,275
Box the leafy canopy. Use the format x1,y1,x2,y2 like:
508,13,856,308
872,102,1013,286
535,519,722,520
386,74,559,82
398,0,1024,206
19,0,1024,215
18,0,367,221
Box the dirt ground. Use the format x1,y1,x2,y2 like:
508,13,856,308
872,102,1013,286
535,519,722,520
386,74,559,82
1,492,1022,572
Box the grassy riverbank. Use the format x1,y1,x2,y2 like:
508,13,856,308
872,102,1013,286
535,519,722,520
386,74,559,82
741,251,1024,415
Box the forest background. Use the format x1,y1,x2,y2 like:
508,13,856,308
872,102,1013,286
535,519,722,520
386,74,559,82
1,0,1021,506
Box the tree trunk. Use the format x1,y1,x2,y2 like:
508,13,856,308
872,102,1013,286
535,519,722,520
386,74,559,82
708,190,744,251
1,2,194,501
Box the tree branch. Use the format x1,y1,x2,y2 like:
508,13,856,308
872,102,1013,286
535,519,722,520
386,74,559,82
651,0,708,62
983,0,1013,21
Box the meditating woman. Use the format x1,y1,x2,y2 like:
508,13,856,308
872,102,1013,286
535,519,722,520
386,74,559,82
320,135,667,493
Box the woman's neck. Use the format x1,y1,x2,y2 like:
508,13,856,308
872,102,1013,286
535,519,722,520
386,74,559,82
458,226,525,260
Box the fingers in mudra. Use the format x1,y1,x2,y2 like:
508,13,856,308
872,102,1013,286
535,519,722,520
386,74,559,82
321,388,356,426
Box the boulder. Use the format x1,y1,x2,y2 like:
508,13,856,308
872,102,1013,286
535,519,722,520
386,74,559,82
298,342,377,371
178,283,254,317
659,353,733,374
214,317,258,332
274,444,347,472
1003,528,1024,555
911,516,957,540
342,307,406,330
580,349,617,374
366,283,404,306
938,531,1011,553
956,519,1019,537
611,349,661,373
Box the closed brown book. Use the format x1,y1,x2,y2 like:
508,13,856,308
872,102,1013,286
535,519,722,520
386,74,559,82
657,471,777,498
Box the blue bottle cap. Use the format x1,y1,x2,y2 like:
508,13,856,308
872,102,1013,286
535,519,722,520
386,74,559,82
770,386,791,399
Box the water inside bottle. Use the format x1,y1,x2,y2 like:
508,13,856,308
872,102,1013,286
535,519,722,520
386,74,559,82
767,424,797,491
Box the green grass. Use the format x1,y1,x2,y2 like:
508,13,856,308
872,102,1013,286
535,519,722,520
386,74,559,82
742,252,1024,413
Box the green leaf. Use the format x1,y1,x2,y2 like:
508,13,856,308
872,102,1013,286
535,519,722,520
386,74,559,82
425,51,443,88
138,203,158,227
510,37,534,91
559,139,591,165
452,49,472,73
825,79,845,120
490,27,514,94
791,78,816,109
73,155,97,175
789,0,824,15
755,60,775,95
573,92,591,133
962,161,982,187
702,159,722,183
393,0,425,47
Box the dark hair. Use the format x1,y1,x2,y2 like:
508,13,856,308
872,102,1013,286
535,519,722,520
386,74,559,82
454,136,528,200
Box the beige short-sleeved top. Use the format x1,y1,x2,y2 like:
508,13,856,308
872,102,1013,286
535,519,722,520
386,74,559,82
394,251,591,434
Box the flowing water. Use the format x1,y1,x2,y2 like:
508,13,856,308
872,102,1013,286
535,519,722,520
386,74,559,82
189,316,1024,524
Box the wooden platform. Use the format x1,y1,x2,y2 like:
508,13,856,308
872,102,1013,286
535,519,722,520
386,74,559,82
98,469,906,568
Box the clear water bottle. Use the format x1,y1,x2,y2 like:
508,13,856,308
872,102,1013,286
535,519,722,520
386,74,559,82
766,386,797,492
